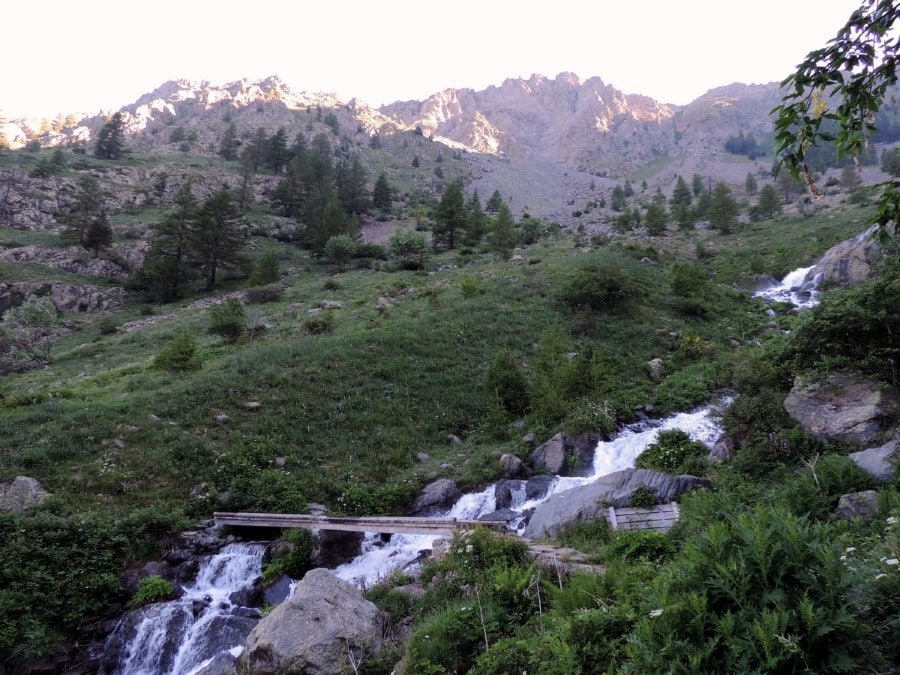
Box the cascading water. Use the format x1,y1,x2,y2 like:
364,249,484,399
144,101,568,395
104,543,265,675
335,396,731,587
754,265,822,308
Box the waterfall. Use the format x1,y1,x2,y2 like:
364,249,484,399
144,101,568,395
106,543,264,675
754,265,822,308
334,396,731,587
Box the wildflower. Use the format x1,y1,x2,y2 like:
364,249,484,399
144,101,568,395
885,516,896,525
845,547,856,553
886,558,898,566
649,608,663,618
875,574,887,580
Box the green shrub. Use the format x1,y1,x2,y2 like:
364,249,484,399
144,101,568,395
483,348,529,418
403,604,485,674
459,275,484,297
131,575,175,607
208,298,246,343
604,529,676,563
324,234,356,268
627,485,659,509
302,312,334,334
561,261,645,312
244,284,284,304
388,229,430,270
782,267,900,383
636,429,710,474
470,638,533,674
776,453,877,520
567,604,635,672
653,361,723,415
625,505,876,673
557,519,613,555
562,397,615,436
262,529,313,582
151,332,201,372
249,249,280,285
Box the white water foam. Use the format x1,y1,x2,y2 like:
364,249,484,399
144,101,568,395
334,398,729,587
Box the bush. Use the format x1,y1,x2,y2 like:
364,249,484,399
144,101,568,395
652,361,723,415
249,249,280,285
636,429,710,474
302,312,334,334
208,298,246,343
561,261,644,312
324,234,356,268
625,506,876,673
483,349,530,418
388,229,430,270
151,332,201,372
131,575,174,607
244,284,284,304
262,529,313,582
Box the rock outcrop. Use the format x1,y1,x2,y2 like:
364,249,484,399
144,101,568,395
408,479,461,516
522,468,711,539
783,373,899,446
0,475,51,513
237,568,386,675
849,439,900,482
809,225,884,287
0,281,130,315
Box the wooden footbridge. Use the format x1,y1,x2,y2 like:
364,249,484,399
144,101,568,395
213,512,508,536
214,502,680,536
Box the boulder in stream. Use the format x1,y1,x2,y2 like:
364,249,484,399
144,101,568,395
237,568,386,675
522,468,711,540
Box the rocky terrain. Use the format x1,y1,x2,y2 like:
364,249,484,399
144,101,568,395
1,73,791,230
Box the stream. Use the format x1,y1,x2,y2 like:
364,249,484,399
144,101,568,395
104,264,822,673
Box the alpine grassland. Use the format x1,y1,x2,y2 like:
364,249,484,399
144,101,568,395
1,136,897,671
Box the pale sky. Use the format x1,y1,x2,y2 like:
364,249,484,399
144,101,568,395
1,0,862,120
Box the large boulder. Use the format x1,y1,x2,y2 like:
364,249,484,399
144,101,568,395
237,568,386,675
531,433,567,474
809,225,884,287
783,373,899,446
849,440,900,482
0,475,51,513
408,479,460,516
832,490,880,521
522,468,711,540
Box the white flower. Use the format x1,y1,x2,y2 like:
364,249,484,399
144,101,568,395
885,516,897,525
886,558,899,566
845,547,856,553
875,574,887,580
649,608,664,618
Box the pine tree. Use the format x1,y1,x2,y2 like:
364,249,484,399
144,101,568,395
141,180,200,301
489,202,517,259
217,122,240,161
266,127,288,174
93,112,127,159
745,172,759,196
610,185,627,211
485,190,504,213
335,158,369,214
692,173,705,196
59,175,108,251
464,190,487,246
193,189,247,289
372,173,393,210
755,184,782,220
708,182,740,233
644,202,667,236
670,175,694,230
433,181,467,250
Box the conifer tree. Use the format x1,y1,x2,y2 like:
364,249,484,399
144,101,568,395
93,112,127,159
372,173,393,210
464,190,487,246
193,189,247,289
485,189,504,213
59,175,110,253
217,122,241,161
708,182,740,233
433,181,467,250
755,183,782,220
142,180,200,301
489,202,517,259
